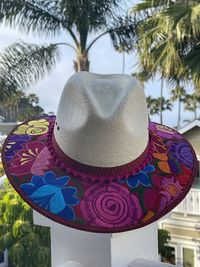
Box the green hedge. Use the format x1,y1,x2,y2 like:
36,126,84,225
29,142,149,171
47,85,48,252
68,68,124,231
0,179,51,267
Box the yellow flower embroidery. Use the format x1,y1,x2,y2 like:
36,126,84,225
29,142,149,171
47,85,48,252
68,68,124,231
14,119,49,136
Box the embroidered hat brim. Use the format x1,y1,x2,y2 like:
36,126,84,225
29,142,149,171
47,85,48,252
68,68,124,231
2,116,198,233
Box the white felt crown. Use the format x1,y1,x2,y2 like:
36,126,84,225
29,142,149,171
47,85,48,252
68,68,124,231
54,72,149,167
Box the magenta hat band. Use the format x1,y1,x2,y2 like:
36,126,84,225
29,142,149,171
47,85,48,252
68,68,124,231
49,125,152,183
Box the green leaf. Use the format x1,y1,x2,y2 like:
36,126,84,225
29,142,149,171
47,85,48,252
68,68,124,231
3,232,15,249
9,243,26,266
0,180,51,266
13,220,32,238
0,236,5,253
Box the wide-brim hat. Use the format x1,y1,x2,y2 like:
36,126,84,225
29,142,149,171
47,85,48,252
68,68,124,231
2,72,198,233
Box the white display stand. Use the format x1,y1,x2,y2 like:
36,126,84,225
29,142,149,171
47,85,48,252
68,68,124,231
33,211,175,267
129,258,176,267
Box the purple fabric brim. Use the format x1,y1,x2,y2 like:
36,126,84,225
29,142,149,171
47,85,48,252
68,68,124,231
2,116,198,233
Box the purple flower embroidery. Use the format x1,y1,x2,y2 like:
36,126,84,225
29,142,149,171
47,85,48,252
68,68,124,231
159,177,182,211
5,135,31,162
168,142,194,169
80,184,142,228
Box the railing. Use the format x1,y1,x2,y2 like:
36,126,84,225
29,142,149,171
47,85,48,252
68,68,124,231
173,188,200,216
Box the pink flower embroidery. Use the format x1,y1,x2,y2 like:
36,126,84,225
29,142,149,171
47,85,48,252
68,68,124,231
10,141,51,176
80,184,142,228
149,123,182,139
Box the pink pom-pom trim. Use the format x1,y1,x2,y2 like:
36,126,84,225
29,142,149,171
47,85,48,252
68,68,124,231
46,124,153,183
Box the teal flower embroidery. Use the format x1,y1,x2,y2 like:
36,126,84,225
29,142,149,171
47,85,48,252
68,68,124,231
20,172,79,220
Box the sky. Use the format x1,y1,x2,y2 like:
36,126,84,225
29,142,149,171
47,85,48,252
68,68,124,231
0,0,199,128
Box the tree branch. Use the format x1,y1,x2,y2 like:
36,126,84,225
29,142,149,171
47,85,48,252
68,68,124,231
86,31,109,52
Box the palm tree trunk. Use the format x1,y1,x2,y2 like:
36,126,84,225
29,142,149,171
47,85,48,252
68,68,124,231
160,78,164,124
122,52,125,74
74,50,90,72
194,109,197,120
177,95,181,129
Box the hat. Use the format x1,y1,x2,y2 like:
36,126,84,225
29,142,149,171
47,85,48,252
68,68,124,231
2,72,198,233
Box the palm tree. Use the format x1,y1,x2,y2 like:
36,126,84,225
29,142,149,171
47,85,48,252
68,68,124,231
133,1,185,125
0,91,45,122
184,92,200,120
163,1,200,87
157,97,173,123
133,0,200,90
146,96,172,123
170,84,186,129
0,0,136,93
146,96,160,121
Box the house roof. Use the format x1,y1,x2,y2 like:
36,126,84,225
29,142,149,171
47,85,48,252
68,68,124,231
179,119,200,134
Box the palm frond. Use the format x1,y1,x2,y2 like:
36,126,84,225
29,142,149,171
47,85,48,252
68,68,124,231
0,42,60,92
134,0,170,12
164,3,200,42
182,45,200,91
60,0,123,30
108,15,137,52
0,72,18,101
132,0,171,21
0,0,65,36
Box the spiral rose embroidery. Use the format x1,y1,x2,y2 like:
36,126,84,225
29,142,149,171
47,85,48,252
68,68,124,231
166,184,180,196
80,184,142,228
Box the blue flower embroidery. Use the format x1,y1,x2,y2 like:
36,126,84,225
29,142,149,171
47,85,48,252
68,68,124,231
20,171,79,221
126,165,155,188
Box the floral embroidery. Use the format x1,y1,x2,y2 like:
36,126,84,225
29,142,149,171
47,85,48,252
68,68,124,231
2,116,196,232
80,183,142,228
168,142,194,169
14,119,49,136
142,210,155,222
177,165,192,186
151,132,167,154
10,141,51,176
5,135,31,162
20,172,79,221
153,152,180,174
159,177,182,211
144,188,162,212
149,123,182,139
126,165,155,188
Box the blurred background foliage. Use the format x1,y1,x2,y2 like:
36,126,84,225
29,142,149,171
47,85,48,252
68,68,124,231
0,179,51,267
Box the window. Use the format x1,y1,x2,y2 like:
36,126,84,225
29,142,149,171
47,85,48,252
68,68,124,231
162,246,176,265
183,247,195,267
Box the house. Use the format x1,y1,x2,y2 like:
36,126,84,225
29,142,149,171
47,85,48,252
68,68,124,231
159,119,200,267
